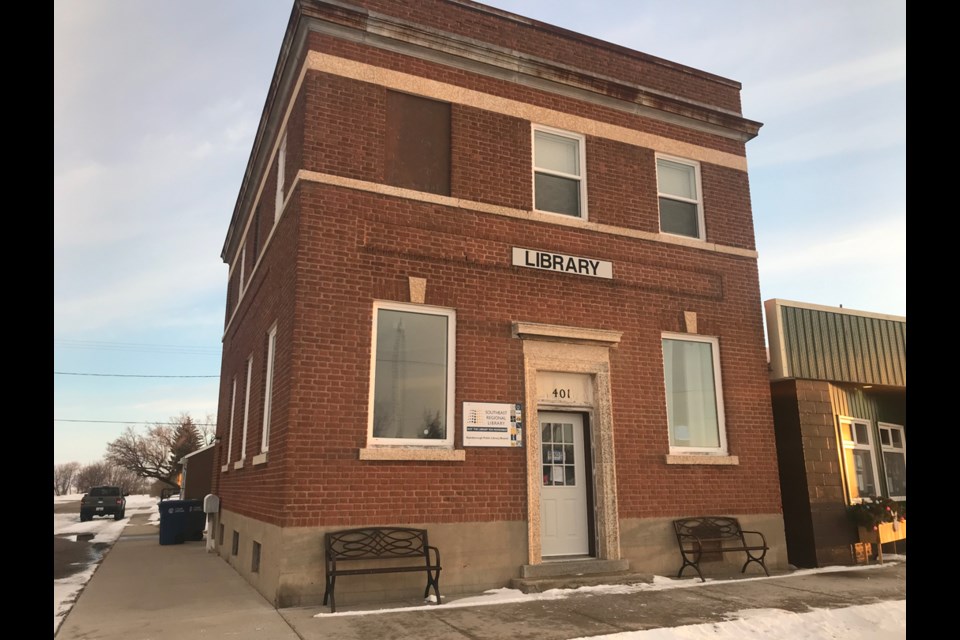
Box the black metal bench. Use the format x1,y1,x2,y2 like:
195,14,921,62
673,516,769,582
322,527,442,613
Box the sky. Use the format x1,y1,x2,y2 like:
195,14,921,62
54,493,905,637
53,0,906,466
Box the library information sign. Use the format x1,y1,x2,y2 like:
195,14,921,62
463,402,523,447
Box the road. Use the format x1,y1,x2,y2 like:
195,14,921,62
54,498,110,580
54,495,157,579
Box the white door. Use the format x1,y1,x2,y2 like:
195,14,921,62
540,412,589,557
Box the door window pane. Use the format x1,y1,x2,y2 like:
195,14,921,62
542,422,576,486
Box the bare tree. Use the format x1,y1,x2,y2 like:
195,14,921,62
198,412,217,446
75,461,113,492
71,460,149,494
105,413,205,491
53,462,81,496
105,465,149,494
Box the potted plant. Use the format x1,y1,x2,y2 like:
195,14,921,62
847,496,906,547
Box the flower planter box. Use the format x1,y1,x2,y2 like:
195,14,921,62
858,520,906,545
857,520,906,563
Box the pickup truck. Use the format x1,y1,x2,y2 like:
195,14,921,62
80,486,127,521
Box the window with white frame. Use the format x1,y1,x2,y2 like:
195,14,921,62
661,334,727,454
838,417,880,502
369,301,455,446
261,325,277,453
878,422,906,500
275,132,286,223
225,376,237,468
238,355,253,465
657,155,704,239
239,246,247,295
533,126,586,218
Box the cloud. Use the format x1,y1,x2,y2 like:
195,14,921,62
53,251,226,335
757,215,905,316
760,215,904,274
744,46,906,119
748,110,905,168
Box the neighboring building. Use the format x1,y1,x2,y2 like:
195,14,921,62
765,299,906,568
212,0,785,608
180,444,215,501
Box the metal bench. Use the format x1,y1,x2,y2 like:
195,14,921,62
673,516,769,582
322,527,442,613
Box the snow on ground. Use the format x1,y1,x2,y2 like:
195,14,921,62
54,494,159,635
314,558,907,618
314,561,905,638
569,600,906,639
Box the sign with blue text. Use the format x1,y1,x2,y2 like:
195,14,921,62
512,247,612,279
463,402,523,447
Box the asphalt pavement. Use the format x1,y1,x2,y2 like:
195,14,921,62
56,513,906,640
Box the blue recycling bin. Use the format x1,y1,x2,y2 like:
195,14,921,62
158,499,205,545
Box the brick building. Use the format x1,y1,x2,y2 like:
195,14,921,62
212,0,786,608
765,299,906,567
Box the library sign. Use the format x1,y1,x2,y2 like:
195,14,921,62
512,247,612,279
463,402,523,447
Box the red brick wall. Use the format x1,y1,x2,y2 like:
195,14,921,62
586,139,657,234
451,105,530,210
290,68,756,251
215,177,779,527
302,72,385,182
214,2,778,528
307,0,744,113
215,198,300,524
310,34,747,159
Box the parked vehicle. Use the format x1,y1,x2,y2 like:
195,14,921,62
80,486,127,521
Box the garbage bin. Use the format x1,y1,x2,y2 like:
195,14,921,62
184,499,205,541
158,499,205,545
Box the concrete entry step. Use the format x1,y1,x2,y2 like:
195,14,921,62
512,558,651,594
510,570,654,594
520,558,630,579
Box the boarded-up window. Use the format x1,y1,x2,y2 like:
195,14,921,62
386,91,450,195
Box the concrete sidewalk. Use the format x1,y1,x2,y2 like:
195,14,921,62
57,519,906,640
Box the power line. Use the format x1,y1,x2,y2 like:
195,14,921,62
54,419,217,426
54,339,221,356
55,371,219,378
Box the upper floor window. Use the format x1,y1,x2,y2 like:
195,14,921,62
662,333,727,455
275,132,287,223
839,417,880,502
385,91,451,196
533,126,586,218
368,301,455,447
657,155,704,239
239,246,247,295
878,422,906,500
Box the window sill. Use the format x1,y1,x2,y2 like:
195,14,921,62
220,464,230,473
252,453,268,466
358,447,466,462
664,454,739,466
233,459,245,470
